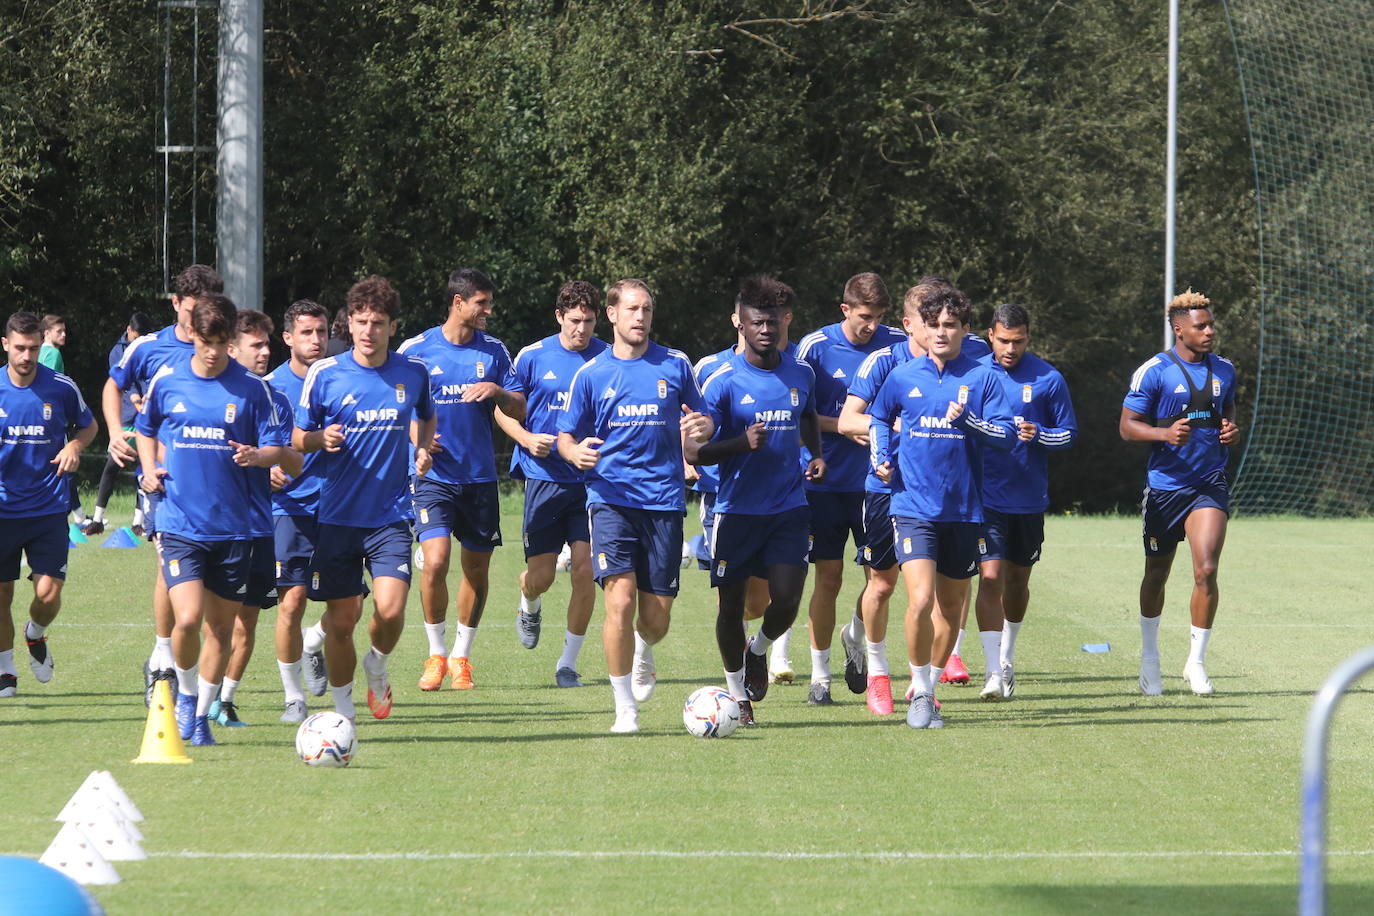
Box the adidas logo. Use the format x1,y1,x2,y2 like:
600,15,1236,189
171,402,188,413
0,408,7,418
1173,383,1187,394
430,366,444,375
543,370,557,380
602,386,617,399
740,393,755,405
397,563,409,574
832,368,846,378
908,386,923,398
342,394,357,406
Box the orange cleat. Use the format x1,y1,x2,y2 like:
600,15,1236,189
418,654,447,691
367,683,393,719
940,653,970,685
449,656,475,690
866,674,894,715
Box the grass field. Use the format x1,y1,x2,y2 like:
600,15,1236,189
3,494,1372,914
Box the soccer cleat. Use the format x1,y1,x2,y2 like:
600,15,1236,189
1139,656,1163,696
418,654,448,691
630,654,656,703
79,518,105,536
175,692,197,739
738,699,757,726
1001,664,1016,699
214,699,247,727
769,663,794,685
280,699,308,724
554,667,582,688
940,653,970,684
190,714,216,746
0,673,16,697
806,680,834,706
906,692,938,729
366,683,393,719
448,656,475,690
143,658,154,707
866,674,894,715
610,707,640,734
840,626,867,694
303,648,328,697
743,639,769,702
1182,661,1215,695
26,635,53,683
516,609,542,650
980,671,1005,702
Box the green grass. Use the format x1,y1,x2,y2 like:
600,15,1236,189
4,497,1373,914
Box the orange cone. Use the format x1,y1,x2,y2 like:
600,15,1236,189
132,679,192,764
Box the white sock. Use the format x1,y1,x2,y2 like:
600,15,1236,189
366,646,389,672
331,683,355,719
519,593,542,615
1001,620,1022,668
153,636,174,670
979,630,1002,675
71,507,87,524
749,632,772,655
866,639,888,677
1187,626,1211,666
931,666,945,690
174,664,197,696
92,506,106,524
196,677,219,716
634,632,654,667
132,506,145,528
220,677,240,703
302,623,326,654
0,649,15,676
450,624,476,660
423,621,447,657
810,647,831,683
843,613,865,644
724,667,747,701
557,631,585,672
25,620,48,640
278,660,305,705
769,627,792,667
952,628,965,656
909,662,933,696
1140,615,1161,659
610,673,636,712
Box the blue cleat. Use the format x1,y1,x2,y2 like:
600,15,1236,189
214,699,247,727
554,667,582,688
175,691,197,740
190,714,216,746
906,693,944,729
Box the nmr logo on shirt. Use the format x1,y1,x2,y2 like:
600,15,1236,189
182,426,226,440
754,410,794,424
616,403,660,418
7,425,46,436
356,408,400,422
440,384,474,397
918,416,952,429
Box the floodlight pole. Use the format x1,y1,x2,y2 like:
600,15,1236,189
217,0,263,309
1164,0,1179,351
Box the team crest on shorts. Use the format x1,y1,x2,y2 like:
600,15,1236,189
224,402,237,423
902,537,912,553
957,385,969,405
419,508,429,524
862,547,871,561
790,388,799,407
1022,384,1033,403
597,552,607,570
395,384,406,403
978,537,987,555
715,560,728,577
276,561,282,578
169,559,181,577
312,572,321,590
657,379,667,399
1149,537,1158,552
476,361,486,379
42,402,52,420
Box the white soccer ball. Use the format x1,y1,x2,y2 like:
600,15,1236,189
295,711,357,767
555,543,573,572
682,686,741,738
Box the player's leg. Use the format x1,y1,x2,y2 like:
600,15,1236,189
998,562,1033,689
859,565,899,713
360,520,414,717
517,552,556,647
309,523,368,719
941,587,972,685
447,546,492,689
417,531,453,679
273,514,319,718
83,454,122,534
8,516,68,688
0,578,15,697
517,479,564,650
216,535,273,726
715,577,751,722
804,491,845,699
553,498,596,685
1139,486,1184,695
974,557,1007,701
602,573,639,731
627,508,682,708
322,597,362,720
1181,506,1227,694
899,555,939,727
275,584,311,720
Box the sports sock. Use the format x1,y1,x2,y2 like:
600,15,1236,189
609,673,636,711
931,666,945,689
1140,615,1161,659
633,631,654,667
749,632,772,655
450,624,476,660
331,683,355,720
519,593,542,615
979,630,1002,676
92,506,106,524
366,646,389,672
810,647,831,683
25,620,48,640
952,628,965,656
769,627,792,667
724,667,747,701
423,621,447,657
1001,620,1022,667
557,631,585,672
174,664,197,696
131,506,144,528
843,613,865,645
220,677,240,703
153,635,173,668
70,507,87,525
1187,625,1211,666
909,662,933,696
302,623,326,655
196,678,219,716
0,649,15,676
866,639,889,677
278,660,306,705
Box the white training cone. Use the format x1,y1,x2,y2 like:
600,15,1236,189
39,822,121,885
70,807,146,862
57,770,143,824
92,770,144,821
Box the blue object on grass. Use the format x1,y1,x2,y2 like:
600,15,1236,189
101,526,140,549
0,856,105,915
68,523,89,543
1080,643,1110,653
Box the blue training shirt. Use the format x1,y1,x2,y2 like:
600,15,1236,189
137,359,289,540
506,334,608,483
1123,350,1237,490
557,341,706,513
264,361,325,517
689,346,737,495
110,324,193,392
0,366,93,518
870,352,1016,524
701,351,816,516
849,337,925,494
296,350,436,528
979,352,1078,514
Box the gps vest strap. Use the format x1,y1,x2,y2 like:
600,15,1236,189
1154,351,1220,429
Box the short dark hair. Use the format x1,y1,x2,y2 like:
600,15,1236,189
448,268,495,302
39,314,65,333
129,311,156,336
174,264,224,299
191,293,237,341
284,298,328,332
735,274,780,313
990,302,1030,331
917,274,952,288
916,286,973,327
346,275,400,321
606,278,654,310
5,311,42,338
1167,288,1212,327
842,272,891,311
556,280,601,315
236,309,274,338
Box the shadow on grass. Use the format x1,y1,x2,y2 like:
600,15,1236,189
999,882,1370,914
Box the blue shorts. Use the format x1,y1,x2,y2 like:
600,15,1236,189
522,478,589,559
137,487,162,541
980,509,1044,567
710,506,810,586
274,514,318,589
309,521,413,601
696,491,718,571
158,532,254,602
0,513,68,582
1142,469,1230,556
855,491,897,571
588,502,683,597
244,535,278,609
806,490,865,562
892,517,981,580
412,478,502,552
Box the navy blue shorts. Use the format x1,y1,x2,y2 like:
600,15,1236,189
1142,469,1230,556
244,535,278,609
710,506,810,586
274,514,318,589
806,490,865,562
0,512,68,582
309,521,413,601
137,487,162,541
412,477,502,552
696,491,718,571
522,478,589,559
855,491,898,571
892,516,981,580
588,502,683,597
980,509,1044,567
158,532,253,602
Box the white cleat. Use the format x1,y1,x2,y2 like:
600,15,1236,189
631,654,656,703
610,707,640,734
1139,656,1163,696
1000,664,1016,699
1182,661,1214,695
979,671,1005,701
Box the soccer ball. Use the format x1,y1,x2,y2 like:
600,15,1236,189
295,711,357,767
682,686,741,738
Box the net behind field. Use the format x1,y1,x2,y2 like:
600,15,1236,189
1225,1,1374,516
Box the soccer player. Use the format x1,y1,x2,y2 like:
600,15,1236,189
495,280,607,686
265,299,333,722
796,273,904,705
0,312,97,698
294,276,436,721
37,315,66,373
398,268,523,692
104,264,224,704
693,276,824,726
86,312,156,536
136,294,288,745
869,285,1016,729
973,303,1077,699
556,278,714,733
1120,289,1239,696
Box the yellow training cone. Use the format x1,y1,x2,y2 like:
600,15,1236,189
132,678,192,764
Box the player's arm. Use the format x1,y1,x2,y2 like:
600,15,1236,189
947,379,1017,452
51,416,98,475
837,393,872,444
494,404,556,458
695,420,766,465
293,425,343,454
1025,377,1078,449
135,431,164,492
1119,406,1190,447
801,409,826,482
101,376,136,466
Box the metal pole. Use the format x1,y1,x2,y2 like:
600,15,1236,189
1298,645,1374,916
1164,0,1179,351
217,0,263,309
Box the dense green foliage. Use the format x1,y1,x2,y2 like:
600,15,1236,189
1,1,1258,510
